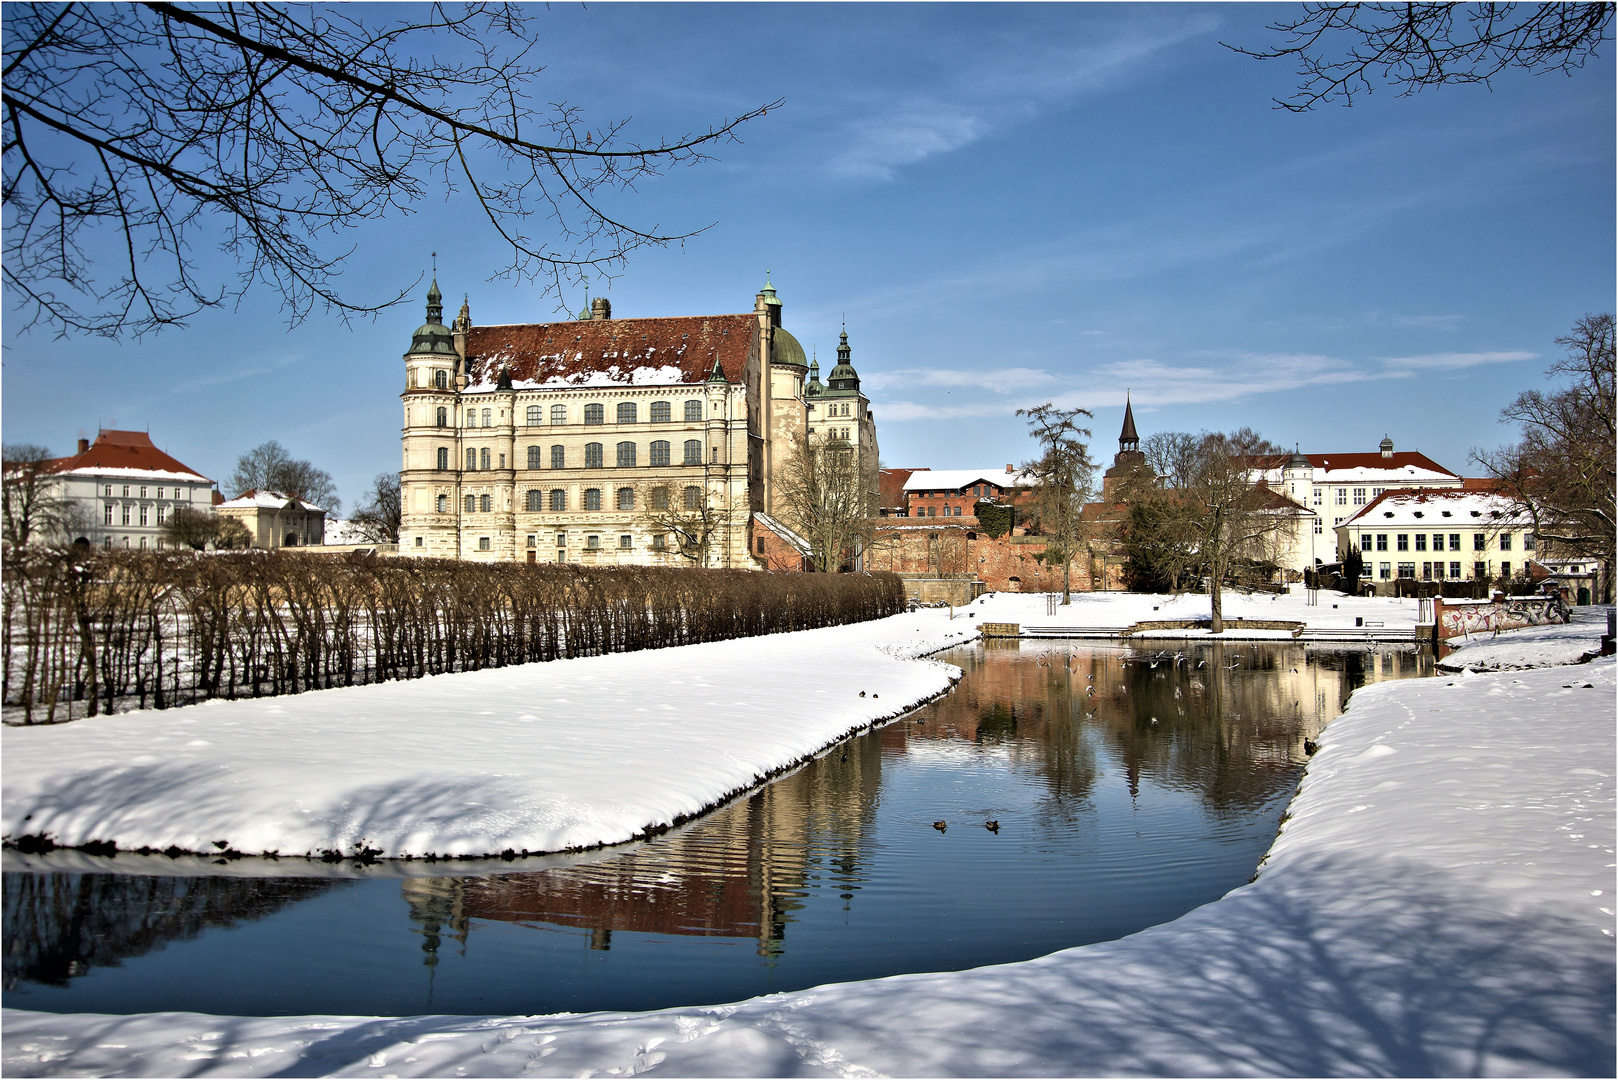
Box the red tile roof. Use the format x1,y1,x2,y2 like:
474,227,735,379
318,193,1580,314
879,468,917,510
45,430,210,482
1249,451,1456,477
464,315,759,388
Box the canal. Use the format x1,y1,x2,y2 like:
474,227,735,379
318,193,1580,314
3,640,1436,1017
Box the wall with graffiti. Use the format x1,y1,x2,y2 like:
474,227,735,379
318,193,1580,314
1437,596,1568,638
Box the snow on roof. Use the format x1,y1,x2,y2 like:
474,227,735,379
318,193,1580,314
1338,487,1528,530
462,315,756,390
902,468,1028,492
753,512,812,557
217,489,325,513
44,429,210,484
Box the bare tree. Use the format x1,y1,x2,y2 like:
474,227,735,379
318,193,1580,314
350,472,402,545
1229,3,1612,111
773,431,877,572
228,440,340,513
639,480,727,565
2,443,73,547
1016,404,1097,604
160,506,219,550
2,3,778,338
1473,312,1615,601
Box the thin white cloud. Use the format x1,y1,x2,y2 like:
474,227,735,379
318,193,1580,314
862,366,1057,393
1377,350,1535,372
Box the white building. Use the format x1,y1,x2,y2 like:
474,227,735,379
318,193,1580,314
1253,437,1460,567
216,490,326,549
1335,488,1535,590
29,430,214,549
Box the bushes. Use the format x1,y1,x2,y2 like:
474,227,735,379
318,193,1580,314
1,548,905,724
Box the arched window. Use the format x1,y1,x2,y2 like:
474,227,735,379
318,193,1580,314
435,370,447,389
551,404,567,424
617,402,637,424
684,400,702,422
585,443,603,468
479,494,492,512
526,446,542,470
584,403,604,425
683,439,702,466
649,440,670,466
584,488,602,511
479,447,491,470
436,447,449,470
550,445,565,469
550,489,567,512
435,407,447,427
683,485,702,510
616,441,636,467
650,487,670,510
466,448,478,471
464,494,477,513
616,487,635,510
526,489,543,511
436,494,447,513
650,401,671,423
526,405,542,425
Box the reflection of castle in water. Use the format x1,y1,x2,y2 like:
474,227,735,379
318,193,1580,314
402,730,885,960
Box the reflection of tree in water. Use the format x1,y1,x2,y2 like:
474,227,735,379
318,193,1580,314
2,872,338,989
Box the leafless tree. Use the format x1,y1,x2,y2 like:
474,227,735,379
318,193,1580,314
2,442,74,547
639,480,727,565
2,3,778,338
1016,404,1097,604
159,506,219,550
350,472,402,544
228,440,339,513
1473,312,1615,601
1229,3,1612,111
773,431,878,572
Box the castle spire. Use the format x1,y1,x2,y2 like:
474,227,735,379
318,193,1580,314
1119,390,1138,453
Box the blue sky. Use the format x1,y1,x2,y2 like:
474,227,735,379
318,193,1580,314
3,3,1612,509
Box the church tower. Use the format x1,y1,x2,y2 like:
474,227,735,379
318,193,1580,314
1102,391,1150,497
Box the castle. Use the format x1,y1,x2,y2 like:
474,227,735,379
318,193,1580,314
398,277,876,566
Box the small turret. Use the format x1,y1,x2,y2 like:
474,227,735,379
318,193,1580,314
758,271,782,328
824,328,860,394
1380,435,1395,458
806,352,823,397
407,278,458,357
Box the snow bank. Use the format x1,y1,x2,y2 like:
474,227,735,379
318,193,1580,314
1,611,980,860
969,589,1420,635
6,640,1610,1076
1439,605,1612,672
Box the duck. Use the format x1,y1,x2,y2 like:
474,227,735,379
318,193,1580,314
1303,739,1319,756
933,820,948,832
985,820,1000,833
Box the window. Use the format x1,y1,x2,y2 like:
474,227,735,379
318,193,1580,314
526,489,543,511
466,448,478,471
1524,533,1535,551
928,506,936,517
587,534,601,549
1474,561,1487,579
105,485,112,497
617,402,637,424
550,445,565,469
481,408,491,427
1313,490,1322,506
550,489,567,511
480,447,491,470
1398,563,1415,578
1450,562,1461,578
1422,562,1434,580
1373,487,1384,497
437,494,447,513
527,405,543,425
683,439,702,465
104,537,112,548
585,443,604,468
465,495,477,513
684,400,702,422
1379,562,1391,580
104,504,114,525
1359,533,1372,551
1449,533,1461,551
684,485,701,510
757,536,767,554
584,488,602,510
1334,488,1347,505
650,401,671,423
650,440,670,466
157,488,165,499
1501,561,1511,577
479,494,492,513
1353,488,1366,504
123,486,130,497
585,403,604,425
436,407,447,427
437,447,449,470
1376,534,1388,551
1414,534,1426,551
140,487,147,498
435,370,447,389
156,506,166,525
1313,520,1323,534
652,533,667,550
1499,533,1512,551
140,537,148,549
616,487,634,510
479,536,491,551
619,534,632,549
1474,533,1486,551
122,505,131,525
616,441,636,468
557,532,566,547
1396,534,1408,551
527,446,542,470
551,404,567,425
650,487,670,510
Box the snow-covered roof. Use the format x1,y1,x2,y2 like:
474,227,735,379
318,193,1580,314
41,429,210,484
753,512,812,557
902,469,1028,493
217,489,325,513
1338,488,1529,530
462,315,756,391
1251,450,1457,484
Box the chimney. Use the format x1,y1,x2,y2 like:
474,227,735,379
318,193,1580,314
77,437,89,454
590,297,611,321
1005,464,1014,473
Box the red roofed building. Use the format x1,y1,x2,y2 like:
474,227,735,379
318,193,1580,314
11,430,215,549
398,277,878,565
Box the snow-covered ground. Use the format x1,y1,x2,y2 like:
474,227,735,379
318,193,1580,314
1439,604,1613,671
4,601,1613,1077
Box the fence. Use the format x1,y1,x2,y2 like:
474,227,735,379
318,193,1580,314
1,549,906,724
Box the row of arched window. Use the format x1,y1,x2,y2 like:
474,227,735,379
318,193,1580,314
449,485,703,514
444,441,704,471
435,400,709,428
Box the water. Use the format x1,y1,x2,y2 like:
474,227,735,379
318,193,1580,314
3,640,1434,1017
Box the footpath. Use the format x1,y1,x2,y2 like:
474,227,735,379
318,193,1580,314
3,596,1613,1077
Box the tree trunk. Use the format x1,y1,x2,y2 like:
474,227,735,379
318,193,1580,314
1209,567,1224,634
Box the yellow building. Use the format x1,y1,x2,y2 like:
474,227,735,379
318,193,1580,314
1336,487,1535,588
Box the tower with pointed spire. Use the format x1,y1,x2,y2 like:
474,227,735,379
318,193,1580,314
1101,391,1150,497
